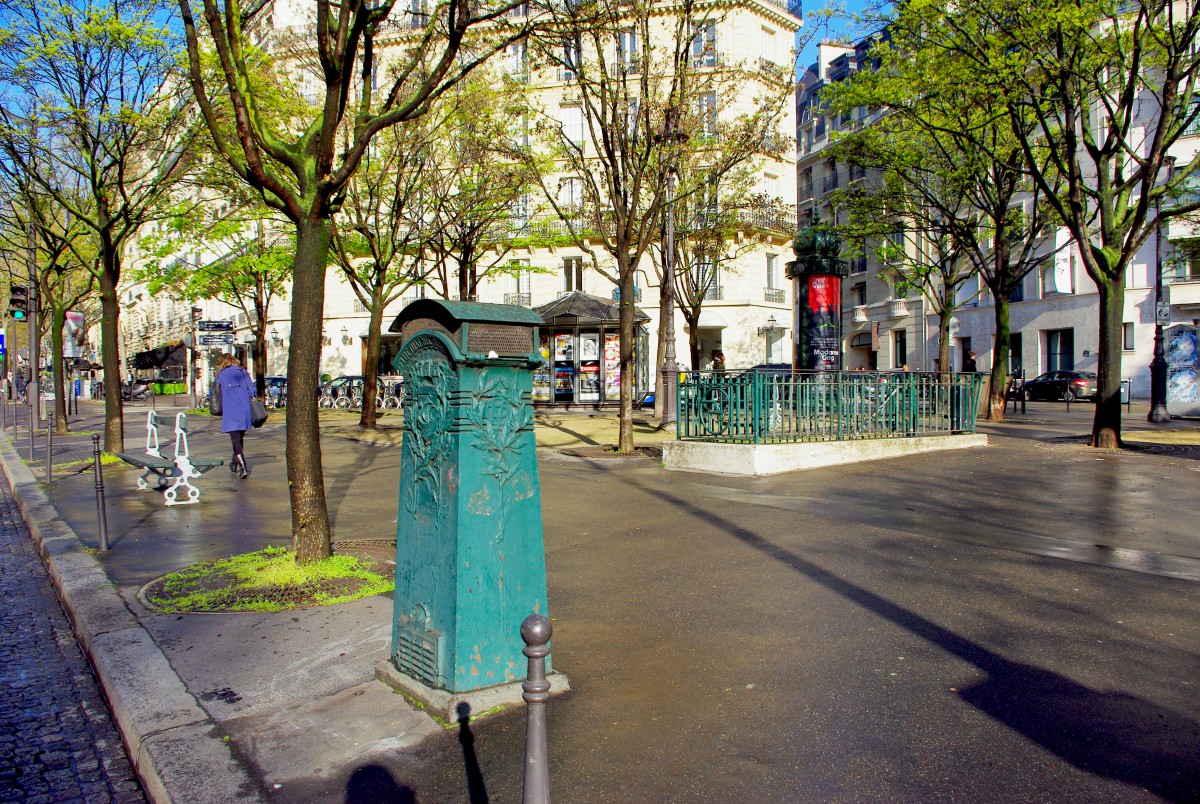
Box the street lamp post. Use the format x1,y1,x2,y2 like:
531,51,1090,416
1149,155,1176,423
662,166,679,426
658,107,687,427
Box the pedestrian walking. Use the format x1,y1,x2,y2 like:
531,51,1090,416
712,351,726,372
14,369,26,403
963,351,978,373
214,353,255,479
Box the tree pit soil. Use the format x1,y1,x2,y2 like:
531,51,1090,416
139,541,396,613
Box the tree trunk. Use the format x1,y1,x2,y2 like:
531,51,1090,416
254,329,268,399
653,273,668,419
286,217,333,563
97,265,124,453
358,290,385,429
1091,276,1124,448
688,319,701,370
987,296,1010,421
617,256,635,453
938,315,951,376
50,306,69,434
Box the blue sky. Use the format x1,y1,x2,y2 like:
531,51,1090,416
795,0,886,73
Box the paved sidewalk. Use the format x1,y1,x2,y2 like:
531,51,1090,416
2,400,1198,802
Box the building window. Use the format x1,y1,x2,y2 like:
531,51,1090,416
560,105,584,145
618,28,639,71
852,281,866,307
504,41,527,79
767,331,784,363
1008,278,1025,302
761,173,779,201
696,92,718,138
563,257,584,292
760,26,776,64
696,258,720,299
893,328,907,369
691,21,716,67
1122,322,1135,351
1046,328,1074,371
1009,332,1023,376
850,256,867,274
766,253,779,289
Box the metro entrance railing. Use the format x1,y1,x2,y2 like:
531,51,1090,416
677,370,983,444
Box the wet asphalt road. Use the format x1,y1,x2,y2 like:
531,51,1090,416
0,486,145,804
272,410,1200,802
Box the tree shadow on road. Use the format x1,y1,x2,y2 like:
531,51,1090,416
625,476,1200,802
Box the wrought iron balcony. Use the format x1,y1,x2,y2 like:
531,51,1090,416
764,287,786,304
504,292,532,306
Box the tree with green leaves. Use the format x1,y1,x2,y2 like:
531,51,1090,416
0,0,193,452
823,23,1059,420
828,163,977,377
888,0,1200,445
137,212,292,399
179,0,535,562
0,190,97,434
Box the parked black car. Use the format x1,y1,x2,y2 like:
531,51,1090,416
1020,370,1098,402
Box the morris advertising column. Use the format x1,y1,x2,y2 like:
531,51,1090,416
785,221,849,372
380,299,567,719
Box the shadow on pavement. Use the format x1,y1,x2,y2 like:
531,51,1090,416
344,765,415,803
621,474,1200,802
457,702,490,804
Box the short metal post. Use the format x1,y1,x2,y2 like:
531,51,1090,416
27,401,34,461
45,408,53,483
92,434,109,551
521,613,552,804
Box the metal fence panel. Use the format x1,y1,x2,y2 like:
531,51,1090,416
678,370,982,444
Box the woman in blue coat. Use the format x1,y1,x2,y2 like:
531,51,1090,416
215,353,256,478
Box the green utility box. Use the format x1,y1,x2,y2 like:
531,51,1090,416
387,299,551,695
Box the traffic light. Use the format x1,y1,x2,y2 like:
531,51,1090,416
9,285,29,321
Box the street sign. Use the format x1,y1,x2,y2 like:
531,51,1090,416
1156,302,1171,326
198,320,234,332
199,333,235,346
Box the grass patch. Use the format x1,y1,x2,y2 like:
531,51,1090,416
52,452,130,473
144,545,394,613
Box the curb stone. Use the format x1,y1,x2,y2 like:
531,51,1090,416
0,430,266,803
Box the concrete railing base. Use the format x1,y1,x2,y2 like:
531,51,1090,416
663,434,988,476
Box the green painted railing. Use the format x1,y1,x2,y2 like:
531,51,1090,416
677,370,983,444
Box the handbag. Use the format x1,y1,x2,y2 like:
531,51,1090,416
209,380,222,416
250,395,269,428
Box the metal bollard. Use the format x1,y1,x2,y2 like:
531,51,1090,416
521,613,553,804
27,402,35,462
46,409,53,483
92,434,109,551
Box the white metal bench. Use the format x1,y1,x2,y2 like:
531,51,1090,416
116,411,223,506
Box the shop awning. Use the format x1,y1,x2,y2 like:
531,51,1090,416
132,343,186,370
535,291,650,325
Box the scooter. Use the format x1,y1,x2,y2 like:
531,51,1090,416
121,380,153,401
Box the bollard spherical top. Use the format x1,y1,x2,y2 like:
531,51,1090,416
520,613,552,647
